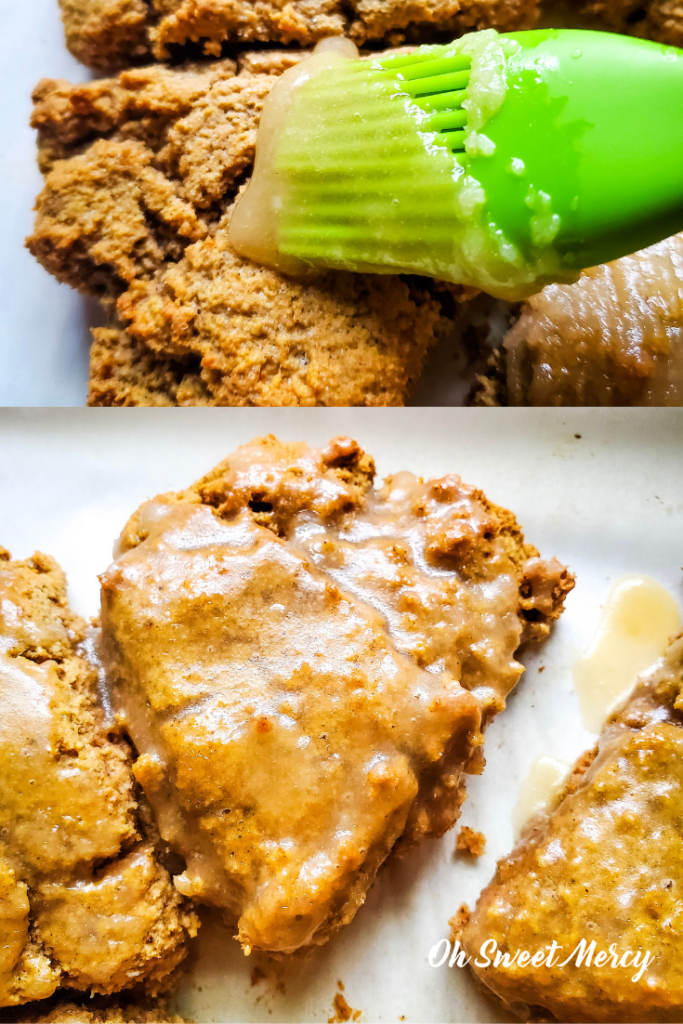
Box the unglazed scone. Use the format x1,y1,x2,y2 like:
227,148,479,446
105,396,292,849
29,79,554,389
28,60,450,407
462,633,683,1023
57,0,539,71
0,549,198,1007
99,436,573,954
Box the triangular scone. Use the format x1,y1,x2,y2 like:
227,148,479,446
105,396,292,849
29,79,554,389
462,633,683,1024
0,550,198,1008
100,437,572,955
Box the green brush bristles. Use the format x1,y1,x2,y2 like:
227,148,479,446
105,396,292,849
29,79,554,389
375,49,471,154
274,43,478,278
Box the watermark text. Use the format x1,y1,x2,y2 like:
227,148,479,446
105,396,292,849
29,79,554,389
428,938,654,984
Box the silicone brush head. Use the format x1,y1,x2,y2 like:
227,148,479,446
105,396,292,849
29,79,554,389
230,31,543,299
229,29,683,300
271,44,490,280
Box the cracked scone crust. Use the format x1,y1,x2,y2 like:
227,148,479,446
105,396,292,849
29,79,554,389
0,549,199,1007
99,436,572,954
58,0,152,72
88,327,212,407
57,0,539,72
463,634,683,1023
28,60,446,407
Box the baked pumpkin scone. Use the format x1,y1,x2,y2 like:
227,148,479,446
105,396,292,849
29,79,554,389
99,436,572,954
462,633,683,1023
0,549,199,1008
28,59,447,407
57,0,539,72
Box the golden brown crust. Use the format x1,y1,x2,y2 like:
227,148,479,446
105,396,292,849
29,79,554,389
101,494,482,953
28,63,445,407
235,49,312,75
144,436,573,690
180,433,377,528
29,139,208,301
115,435,375,540
31,62,238,175
57,0,539,72
0,552,84,661
463,635,683,1023
0,552,199,1007
88,327,212,406
350,0,537,41
116,231,443,406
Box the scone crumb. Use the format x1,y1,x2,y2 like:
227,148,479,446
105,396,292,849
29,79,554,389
328,991,361,1023
449,904,471,943
456,826,486,857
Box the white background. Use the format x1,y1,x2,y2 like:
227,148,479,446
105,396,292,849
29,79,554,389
0,0,103,406
1,407,682,1020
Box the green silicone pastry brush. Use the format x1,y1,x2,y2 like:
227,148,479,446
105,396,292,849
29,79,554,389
229,29,683,299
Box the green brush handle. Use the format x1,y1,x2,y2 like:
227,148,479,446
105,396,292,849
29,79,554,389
481,29,683,269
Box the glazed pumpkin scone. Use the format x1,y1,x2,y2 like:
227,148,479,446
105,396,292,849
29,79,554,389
99,436,572,953
100,503,482,953
0,548,199,1008
473,232,683,406
27,59,447,407
462,633,683,1023
57,0,539,72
